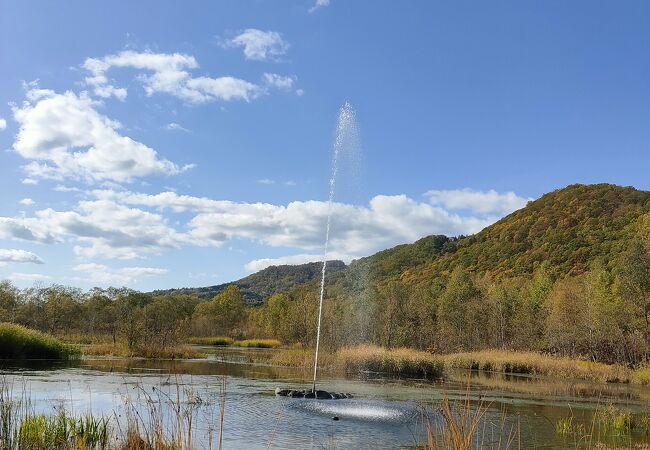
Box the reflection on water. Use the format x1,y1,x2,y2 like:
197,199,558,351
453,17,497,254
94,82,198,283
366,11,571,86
1,348,649,449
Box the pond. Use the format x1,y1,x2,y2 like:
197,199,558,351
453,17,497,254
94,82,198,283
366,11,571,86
1,347,649,449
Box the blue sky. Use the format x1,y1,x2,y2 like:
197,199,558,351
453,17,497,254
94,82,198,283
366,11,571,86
0,0,649,289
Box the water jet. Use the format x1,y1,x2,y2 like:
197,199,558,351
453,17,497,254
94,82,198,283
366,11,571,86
276,101,359,401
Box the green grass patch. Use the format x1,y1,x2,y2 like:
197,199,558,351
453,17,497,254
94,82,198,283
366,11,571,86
187,336,234,346
233,339,281,348
0,323,79,360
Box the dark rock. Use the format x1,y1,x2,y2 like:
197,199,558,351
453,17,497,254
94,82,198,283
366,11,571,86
315,390,333,399
274,387,352,400
332,416,339,421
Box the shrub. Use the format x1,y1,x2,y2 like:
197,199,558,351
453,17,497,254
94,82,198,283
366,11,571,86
0,323,79,360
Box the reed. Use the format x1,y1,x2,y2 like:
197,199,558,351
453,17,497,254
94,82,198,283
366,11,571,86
0,323,79,360
83,343,203,359
233,339,281,349
338,345,444,378
187,336,234,346
441,350,633,383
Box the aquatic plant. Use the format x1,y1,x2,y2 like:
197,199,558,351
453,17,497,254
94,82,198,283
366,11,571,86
0,323,79,360
187,336,234,346
233,339,281,349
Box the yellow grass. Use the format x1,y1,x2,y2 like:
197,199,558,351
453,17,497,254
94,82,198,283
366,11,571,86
258,346,647,385
442,350,633,383
83,343,204,359
233,339,282,348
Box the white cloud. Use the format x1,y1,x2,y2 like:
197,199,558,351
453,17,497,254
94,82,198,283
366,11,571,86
54,185,82,193
12,89,189,183
0,217,56,243
224,29,289,61
262,73,296,91
90,189,512,263
245,253,324,272
0,187,525,271
83,50,262,103
9,273,51,282
165,122,190,132
0,249,44,264
73,262,167,285
256,178,275,185
309,0,331,13
0,117,6,130
425,188,530,215
34,199,192,259
21,178,38,185
19,198,35,206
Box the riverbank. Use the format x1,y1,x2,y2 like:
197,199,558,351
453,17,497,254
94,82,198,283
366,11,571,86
0,323,79,360
258,345,650,386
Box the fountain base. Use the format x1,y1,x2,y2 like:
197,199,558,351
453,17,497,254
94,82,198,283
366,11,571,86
275,388,353,400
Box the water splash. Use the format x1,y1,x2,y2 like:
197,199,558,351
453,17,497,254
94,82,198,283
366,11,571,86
312,102,359,392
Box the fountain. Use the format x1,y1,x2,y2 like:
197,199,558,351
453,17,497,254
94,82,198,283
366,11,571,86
276,102,358,401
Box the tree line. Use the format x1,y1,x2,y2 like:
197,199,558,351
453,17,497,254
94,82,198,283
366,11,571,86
1,240,649,366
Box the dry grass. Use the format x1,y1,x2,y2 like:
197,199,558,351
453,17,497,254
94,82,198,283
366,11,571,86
233,339,282,348
424,392,517,450
83,343,204,359
187,336,234,346
441,350,633,383
338,345,444,378
257,345,648,385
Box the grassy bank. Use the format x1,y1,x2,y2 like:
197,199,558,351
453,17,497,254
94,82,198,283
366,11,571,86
262,345,650,385
0,323,79,360
442,350,634,383
83,343,203,359
188,336,282,348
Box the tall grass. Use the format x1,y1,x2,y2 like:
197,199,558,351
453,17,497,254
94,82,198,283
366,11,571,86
83,343,203,359
233,339,281,349
259,345,647,385
187,337,234,346
0,323,79,360
423,393,517,450
442,350,633,383
338,345,444,378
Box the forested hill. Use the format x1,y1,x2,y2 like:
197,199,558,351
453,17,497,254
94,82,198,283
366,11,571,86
152,260,346,303
330,183,650,290
158,184,650,302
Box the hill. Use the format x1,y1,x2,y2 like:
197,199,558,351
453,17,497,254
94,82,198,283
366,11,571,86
338,184,650,287
152,260,346,303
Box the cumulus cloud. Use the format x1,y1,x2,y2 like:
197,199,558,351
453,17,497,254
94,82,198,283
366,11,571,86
19,198,35,206
262,73,296,91
224,29,289,61
73,262,167,285
0,117,6,130
425,188,530,215
245,253,327,272
12,89,188,183
165,122,190,132
34,199,192,259
0,187,526,271
83,50,262,103
9,273,50,282
309,0,331,13
0,249,44,264
21,178,38,185
93,189,498,262
0,218,56,243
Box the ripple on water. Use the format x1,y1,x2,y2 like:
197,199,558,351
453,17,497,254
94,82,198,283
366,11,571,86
294,399,412,422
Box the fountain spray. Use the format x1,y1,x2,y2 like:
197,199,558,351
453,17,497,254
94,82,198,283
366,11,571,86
312,102,356,393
